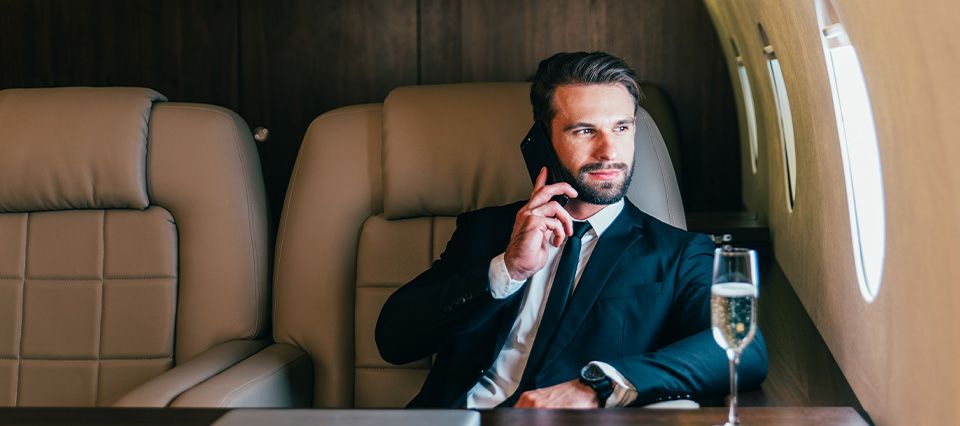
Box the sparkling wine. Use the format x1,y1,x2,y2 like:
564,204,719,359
711,282,757,352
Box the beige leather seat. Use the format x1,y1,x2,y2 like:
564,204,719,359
0,87,272,407
268,82,685,408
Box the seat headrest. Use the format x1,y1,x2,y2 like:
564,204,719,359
380,82,685,228
0,87,166,213
382,83,533,219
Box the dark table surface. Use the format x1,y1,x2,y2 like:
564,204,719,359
0,406,868,426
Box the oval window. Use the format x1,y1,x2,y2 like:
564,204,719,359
731,38,760,174
758,23,797,210
815,0,886,302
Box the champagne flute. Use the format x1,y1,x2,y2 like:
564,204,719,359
711,247,759,426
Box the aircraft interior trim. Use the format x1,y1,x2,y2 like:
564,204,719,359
1,0,958,425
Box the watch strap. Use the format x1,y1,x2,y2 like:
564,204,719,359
580,364,614,408
593,377,614,407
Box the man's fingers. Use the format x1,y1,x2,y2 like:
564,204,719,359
549,222,565,247
528,201,575,236
513,379,596,409
522,216,563,245
516,392,537,408
529,182,578,208
515,398,528,408
533,166,548,191
522,169,576,219
515,168,553,219
517,214,564,249
529,216,565,246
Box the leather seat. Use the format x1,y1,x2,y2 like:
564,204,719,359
0,87,271,407
269,82,685,407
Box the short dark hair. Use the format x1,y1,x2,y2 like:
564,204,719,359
530,51,642,126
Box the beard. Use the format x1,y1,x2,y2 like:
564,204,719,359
558,159,634,205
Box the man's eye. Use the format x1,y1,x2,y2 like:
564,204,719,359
573,129,594,136
615,125,630,132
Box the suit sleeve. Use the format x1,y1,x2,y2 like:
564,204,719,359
375,213,517,366
605,234,768,405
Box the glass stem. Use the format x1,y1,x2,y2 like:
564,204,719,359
727,349,740,425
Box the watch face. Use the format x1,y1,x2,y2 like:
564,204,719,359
581,364,606,382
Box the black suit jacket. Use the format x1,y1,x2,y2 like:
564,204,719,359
375,200,767,407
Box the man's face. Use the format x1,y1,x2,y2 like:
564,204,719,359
549,83,636,205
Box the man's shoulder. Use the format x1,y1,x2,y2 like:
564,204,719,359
442,201,525,253
456,200,527,226
626,202,713,248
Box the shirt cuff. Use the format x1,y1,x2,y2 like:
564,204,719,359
589,361,638,407
488,253,526,299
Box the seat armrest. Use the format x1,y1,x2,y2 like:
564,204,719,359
171,343,313,407
113,339,271,407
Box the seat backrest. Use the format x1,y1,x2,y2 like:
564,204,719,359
0,88,269,406
272,82,684,407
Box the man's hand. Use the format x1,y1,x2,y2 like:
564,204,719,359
504,167,578,281
514,379,599,408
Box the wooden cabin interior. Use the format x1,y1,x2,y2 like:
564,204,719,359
1,1,958,425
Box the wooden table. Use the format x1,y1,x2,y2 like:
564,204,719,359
0,407,868,426
481,407,867,425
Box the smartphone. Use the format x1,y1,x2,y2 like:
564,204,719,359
520,121,569,206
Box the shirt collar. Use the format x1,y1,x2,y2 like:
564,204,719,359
576,199,624,238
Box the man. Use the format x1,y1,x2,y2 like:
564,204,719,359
376,51,767,408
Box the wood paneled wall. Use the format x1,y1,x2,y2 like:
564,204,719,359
0,0,240,106
0,0,739,222
704,0,960,424
237,0,419,220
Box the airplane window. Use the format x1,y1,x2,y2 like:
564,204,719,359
815,0,885,302
758,23,797,210
731,39,759,174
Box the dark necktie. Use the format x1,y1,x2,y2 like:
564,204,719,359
500,220,593,406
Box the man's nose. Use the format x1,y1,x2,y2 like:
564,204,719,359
593,131,619,161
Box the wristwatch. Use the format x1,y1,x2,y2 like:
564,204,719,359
579,363,614,408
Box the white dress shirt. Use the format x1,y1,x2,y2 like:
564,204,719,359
466,199,638,408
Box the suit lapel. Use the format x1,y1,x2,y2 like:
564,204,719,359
536,203,645,374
